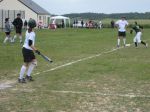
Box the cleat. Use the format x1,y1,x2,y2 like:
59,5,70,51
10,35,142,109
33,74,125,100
26,75,34,81
146,43,148,48
18,78,26,83
117,45,120,48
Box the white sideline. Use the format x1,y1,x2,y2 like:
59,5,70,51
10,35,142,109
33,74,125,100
50,90,150,98
34,47,120,75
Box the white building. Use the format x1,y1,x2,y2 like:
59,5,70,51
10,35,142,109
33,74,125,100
0,0,51,28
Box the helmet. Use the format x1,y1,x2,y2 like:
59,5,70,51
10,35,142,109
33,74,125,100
28,19,36,28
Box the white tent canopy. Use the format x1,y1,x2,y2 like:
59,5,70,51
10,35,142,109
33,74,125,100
50,16,70,28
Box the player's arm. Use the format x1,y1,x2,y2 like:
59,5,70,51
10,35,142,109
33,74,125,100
28,39,40,54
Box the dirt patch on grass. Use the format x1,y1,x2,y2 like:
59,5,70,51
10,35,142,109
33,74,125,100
0,80,16,90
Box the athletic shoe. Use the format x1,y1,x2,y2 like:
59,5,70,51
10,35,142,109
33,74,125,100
117,45,120,48
25,75,34,81
18,78,26,83
124,44,126,48
146,43,148,48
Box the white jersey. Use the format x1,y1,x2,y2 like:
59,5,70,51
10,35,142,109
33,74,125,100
23,30,35,50
115,20,128,32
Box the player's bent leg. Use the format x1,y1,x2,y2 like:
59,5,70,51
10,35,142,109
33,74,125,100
18,63,28,83
141,41,147,47
26,60,37,81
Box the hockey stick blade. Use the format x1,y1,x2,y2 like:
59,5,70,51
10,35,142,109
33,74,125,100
40,53,53,63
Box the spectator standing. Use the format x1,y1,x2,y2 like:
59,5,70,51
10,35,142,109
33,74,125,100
62,19,64,28
111,20,115,28
99,20,102,29
3,18,12,43
12,13,23,43
81,19,84,28
24,20,28,30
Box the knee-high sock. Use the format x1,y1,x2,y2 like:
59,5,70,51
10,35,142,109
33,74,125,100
3,37,9,43
19,65,27,79
123,38,126,45
9,37,13,42
13,35,17,42
19,36,22,42
26,63,35,76
117,39,120,46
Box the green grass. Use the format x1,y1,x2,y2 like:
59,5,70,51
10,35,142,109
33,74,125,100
0,28,150,112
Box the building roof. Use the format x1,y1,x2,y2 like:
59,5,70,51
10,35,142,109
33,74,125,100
18,0,50,15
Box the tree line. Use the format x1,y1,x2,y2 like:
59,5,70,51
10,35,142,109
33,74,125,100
63,12,150,20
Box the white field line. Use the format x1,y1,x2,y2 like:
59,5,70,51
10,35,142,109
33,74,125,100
33,47,121,76
34,38,150,75
0,46,121,90
50,90,150,98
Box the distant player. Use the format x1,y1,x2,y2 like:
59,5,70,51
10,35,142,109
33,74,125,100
18,19,40,83
132,22,148,47
115,17,129,47
3,18,12,43
12,13,23,43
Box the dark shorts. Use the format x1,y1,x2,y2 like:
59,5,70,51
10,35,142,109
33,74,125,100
16,28,22,34
118,31,126,37
5,32,10,35
22,47,35,63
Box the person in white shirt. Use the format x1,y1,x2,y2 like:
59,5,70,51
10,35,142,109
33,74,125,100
18,19,40,83
115,17,129,47
99,20,102,29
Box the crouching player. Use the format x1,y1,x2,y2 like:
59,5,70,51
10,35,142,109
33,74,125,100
18,19,40,83
132,22,148,48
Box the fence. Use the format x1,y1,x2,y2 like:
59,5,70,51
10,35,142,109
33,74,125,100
0,9,25,29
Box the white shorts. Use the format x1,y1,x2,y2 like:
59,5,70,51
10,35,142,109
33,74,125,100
133,32,142,43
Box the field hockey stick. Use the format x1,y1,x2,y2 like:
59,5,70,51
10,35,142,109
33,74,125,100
39,53,53,63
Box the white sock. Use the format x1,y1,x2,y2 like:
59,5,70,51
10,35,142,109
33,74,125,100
13,35,17,42
123,38,126,45
9,37,13,42
117,39,120,46
3,37,9,43
26,63,35,76
19,65,27,79
19,36,22,43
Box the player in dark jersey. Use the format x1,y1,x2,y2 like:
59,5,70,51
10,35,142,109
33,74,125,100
132,22,148,47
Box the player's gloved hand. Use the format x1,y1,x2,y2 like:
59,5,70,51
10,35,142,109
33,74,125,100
35,50,40,55
130,30,133,34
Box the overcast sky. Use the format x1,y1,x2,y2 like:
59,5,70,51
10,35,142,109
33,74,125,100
32,0,150,15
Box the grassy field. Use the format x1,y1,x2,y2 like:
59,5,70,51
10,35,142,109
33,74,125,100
0,28,150,112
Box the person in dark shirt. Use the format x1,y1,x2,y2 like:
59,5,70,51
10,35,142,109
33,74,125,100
24,20,28,30
132,22,148,47
12,13,23,43
81,19,84,28
61,19,64,28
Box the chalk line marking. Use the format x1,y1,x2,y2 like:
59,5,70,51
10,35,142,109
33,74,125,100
50,90,150,98
0,47,121,90
33,47,120,75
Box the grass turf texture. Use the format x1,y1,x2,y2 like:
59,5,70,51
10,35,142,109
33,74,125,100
0,28,150,111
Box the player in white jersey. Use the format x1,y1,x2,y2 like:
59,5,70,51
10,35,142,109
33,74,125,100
18,19,40,83
115,17,129,47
